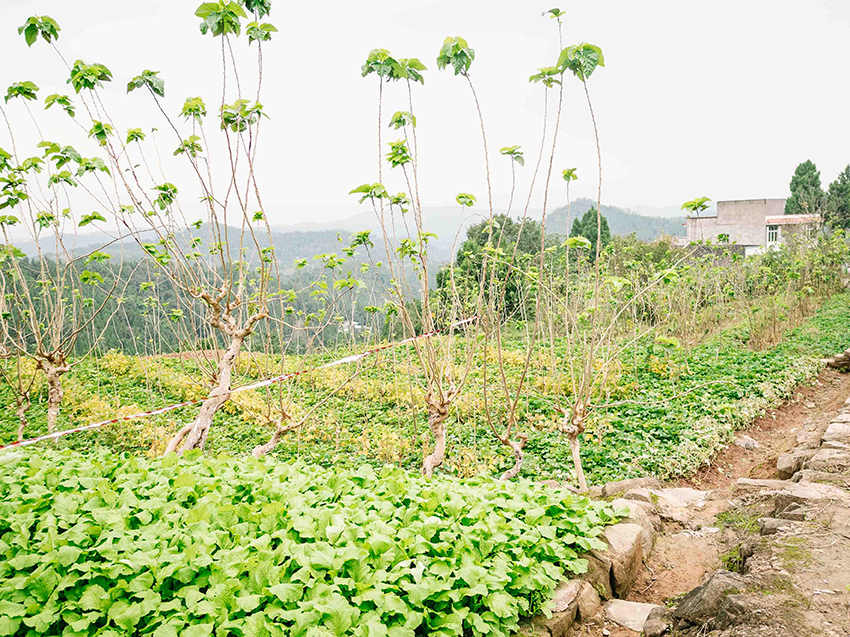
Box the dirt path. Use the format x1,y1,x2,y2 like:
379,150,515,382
578,368,850,637
678,369,850,491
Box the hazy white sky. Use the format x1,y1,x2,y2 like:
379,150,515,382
1,0,849,224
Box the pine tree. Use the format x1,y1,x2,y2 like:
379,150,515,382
826,165,850,229
570,207,611,257
785,160,825,215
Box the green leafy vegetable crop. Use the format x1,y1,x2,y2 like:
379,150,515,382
0,450,620,637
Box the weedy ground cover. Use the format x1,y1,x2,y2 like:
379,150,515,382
0,450,621,637
2,293,849,485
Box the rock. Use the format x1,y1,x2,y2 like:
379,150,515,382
793,469,850,488
822,422,850,443
585,485,604,500
715,594,755,630
632,497,659,512
759,517,795,535
581,551,613,600
602,523,643,597
601,477,660,498
673,570,745,625
535,594,577,637
776,502,807,521
736,477,792,492
624,487,653,503
771,482,850,514
643,606,671,637
603,599,663,632
796,429,823,449
735,435,761,450
776,453,799,479
832,412,850,423
633,500,664,531
650,487,707,527
821,440,850,451
652,487,706,507
550,580,581,613
806,448,850,472
574,581,601,622
611,498,656,556
777,448,816,479
515,620,549,637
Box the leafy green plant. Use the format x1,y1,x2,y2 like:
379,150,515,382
43,93,74,117
68,60,112,93
557,43,604,80
456,193,476,207
17,16,60,47
246,21,277,44
437,37,475,75
0,450,620,637
195,1,247,37
127,70,165,98
3,82,38,104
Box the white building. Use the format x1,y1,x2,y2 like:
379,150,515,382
685,199,819,255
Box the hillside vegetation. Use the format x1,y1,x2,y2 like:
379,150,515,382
3,291,848,484
1,4,849,637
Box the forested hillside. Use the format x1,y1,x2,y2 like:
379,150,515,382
547,198,685,240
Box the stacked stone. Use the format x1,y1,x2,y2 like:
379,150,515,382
520,477,720,636
777,394,850,481
826,348,850,369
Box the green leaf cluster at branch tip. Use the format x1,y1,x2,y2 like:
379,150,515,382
17,15,60,47
127,70,165,98
437,37,475,76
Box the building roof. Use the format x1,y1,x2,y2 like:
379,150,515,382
764,214,820,225
719,198,786,204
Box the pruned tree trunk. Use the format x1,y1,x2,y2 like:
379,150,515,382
568,434,587,492
498,434,527,481
252,426,285,458
41,361,69,436
422,398,450,477
166,333,243,453
252,421,299,458
15,393,29,442
560,411,588,492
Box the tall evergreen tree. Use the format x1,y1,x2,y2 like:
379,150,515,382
437,214,544,315
570,207,611,257
826,165,850,229
785,160,825,215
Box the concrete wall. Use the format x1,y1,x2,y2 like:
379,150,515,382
685,198,786,246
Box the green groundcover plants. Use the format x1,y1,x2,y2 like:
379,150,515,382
0,450,621,637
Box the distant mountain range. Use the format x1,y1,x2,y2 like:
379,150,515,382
547,199,686,240
270,198,686,246
11,200,685,267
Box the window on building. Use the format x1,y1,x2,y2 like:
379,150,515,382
767,224,779,244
